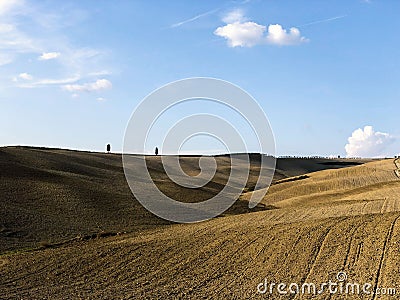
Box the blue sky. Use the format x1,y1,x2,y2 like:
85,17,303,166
1,0,399,157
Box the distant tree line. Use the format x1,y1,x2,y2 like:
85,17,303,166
278,155,354,159
278,155,396,159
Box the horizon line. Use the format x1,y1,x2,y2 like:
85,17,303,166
1,145,390,159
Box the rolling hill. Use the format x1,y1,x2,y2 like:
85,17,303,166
1,147,398,299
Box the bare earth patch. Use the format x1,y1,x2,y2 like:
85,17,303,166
1,147,398,299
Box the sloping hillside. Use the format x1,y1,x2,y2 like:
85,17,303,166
0,147,368,253
3,147,399,299
2,196,400,299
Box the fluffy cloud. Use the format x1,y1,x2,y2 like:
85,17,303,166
214,10,308,47
266,24,308,46
38,52,61,60
62,79,112,92
214,21,266,47
18,72,33,80
345,126,395,158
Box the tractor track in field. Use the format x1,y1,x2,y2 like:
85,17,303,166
190,223,286,297
214,223,303,296
292,218,345,300
343,222,364,269
132,222,238,284
372,214,400,300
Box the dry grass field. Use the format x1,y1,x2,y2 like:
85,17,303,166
1,146,399,299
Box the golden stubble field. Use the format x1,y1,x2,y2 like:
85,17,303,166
1,147,399,299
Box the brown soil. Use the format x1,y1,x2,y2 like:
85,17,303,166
1,146,395,299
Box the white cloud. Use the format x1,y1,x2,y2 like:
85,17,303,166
0,2,39,54
16,75,81,88
62,79,112,92
18,72,32,80
222,8,246,23
0,1,111,91
96,97,106,102
38,52,60,60
345,126,395,158
34,75,80,85
214,11,308,47
87,70,112,77
0,23,39,54
214,21,266,47
0,0,22,16
266,24,308,45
